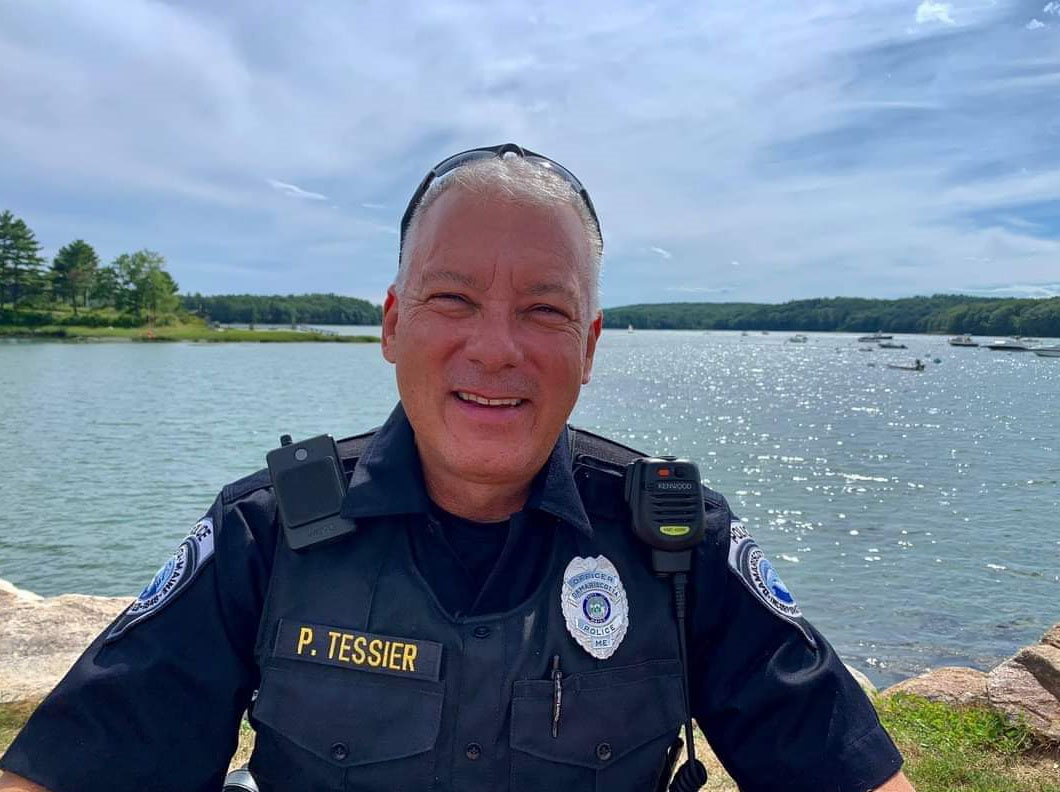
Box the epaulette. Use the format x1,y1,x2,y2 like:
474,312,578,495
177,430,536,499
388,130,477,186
220,427,380,505
569,425,732,525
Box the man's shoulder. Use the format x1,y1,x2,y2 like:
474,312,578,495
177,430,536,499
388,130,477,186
569,425,732,522
219,426,381,506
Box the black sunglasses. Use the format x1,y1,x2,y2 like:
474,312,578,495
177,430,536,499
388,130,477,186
399,143,602,256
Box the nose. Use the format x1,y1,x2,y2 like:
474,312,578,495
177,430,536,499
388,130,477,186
464,306,524,371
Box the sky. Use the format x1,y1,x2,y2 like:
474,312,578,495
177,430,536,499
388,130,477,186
2,0,1059,308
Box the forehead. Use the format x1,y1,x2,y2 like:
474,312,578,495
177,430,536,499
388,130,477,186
407,186,591,290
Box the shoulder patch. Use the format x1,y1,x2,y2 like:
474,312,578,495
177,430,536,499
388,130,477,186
727,520,816,649
105,516,216,643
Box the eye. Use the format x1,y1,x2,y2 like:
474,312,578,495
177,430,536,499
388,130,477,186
531,304,569,319
431,293,470,305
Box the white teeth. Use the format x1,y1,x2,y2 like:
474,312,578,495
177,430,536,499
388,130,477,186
457,391,523,407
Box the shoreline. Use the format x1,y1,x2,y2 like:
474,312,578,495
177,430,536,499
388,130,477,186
0,325,379,343
1,576,1056,790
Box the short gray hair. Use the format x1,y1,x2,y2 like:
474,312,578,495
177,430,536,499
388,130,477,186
397,155,603,315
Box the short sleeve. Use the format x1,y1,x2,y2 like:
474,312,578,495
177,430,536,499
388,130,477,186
688,511,903,792
0,488,278,792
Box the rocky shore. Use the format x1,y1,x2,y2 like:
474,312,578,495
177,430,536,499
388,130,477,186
1,577,1058,746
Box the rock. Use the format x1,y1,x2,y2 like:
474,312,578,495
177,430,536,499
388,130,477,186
0,578,43,607
843,663,877,698
0,577,131,705
880,666,990,708
1042,623,1060,651
987,639,1060,743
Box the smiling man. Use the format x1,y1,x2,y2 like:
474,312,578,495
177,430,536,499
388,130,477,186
0,145,914,792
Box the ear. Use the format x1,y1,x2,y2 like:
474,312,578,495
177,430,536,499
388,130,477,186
381,286,399,364
581,310,603,384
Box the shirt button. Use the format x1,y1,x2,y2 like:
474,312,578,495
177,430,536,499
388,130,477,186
465,742,483,761
330,742,349,761
595,742,612,762
472,625,491,639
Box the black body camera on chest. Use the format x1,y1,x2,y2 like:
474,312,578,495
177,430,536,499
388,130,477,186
266,434,356,550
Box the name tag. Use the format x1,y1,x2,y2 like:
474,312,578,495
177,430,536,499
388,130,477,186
273,619,443,681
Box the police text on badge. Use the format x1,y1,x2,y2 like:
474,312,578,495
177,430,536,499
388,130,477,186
561,556,629,660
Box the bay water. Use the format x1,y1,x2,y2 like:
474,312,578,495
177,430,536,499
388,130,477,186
1,329,1057,686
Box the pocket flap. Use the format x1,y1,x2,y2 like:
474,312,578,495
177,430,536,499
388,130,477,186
510,660,684,770
253,664,443,766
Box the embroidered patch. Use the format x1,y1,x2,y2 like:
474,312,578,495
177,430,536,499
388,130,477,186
273,619,443,681
105,516,216,642
561,555,629,660
728,520,816,648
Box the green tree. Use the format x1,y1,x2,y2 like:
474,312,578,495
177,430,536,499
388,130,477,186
90,266,120,309
0,210,47,309
51,239,100,313
141,267,179,322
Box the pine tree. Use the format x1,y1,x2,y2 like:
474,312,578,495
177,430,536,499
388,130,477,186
0,211,46,309
52,239,101,314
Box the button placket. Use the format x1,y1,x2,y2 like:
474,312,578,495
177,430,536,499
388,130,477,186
450,622,500,786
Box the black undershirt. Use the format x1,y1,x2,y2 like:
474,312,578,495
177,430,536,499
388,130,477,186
412,503,554,617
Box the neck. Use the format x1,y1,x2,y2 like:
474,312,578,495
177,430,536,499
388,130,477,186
420,464,532,522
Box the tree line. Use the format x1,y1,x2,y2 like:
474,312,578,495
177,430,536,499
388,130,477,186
0,210,179,321
181,293,381,325
604,295,1060,337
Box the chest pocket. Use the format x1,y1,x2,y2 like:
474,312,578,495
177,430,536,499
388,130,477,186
249,663,443,792
509,659,685,792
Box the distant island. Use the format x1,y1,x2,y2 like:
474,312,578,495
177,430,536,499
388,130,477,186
603,295,1060,337
0,209,378,342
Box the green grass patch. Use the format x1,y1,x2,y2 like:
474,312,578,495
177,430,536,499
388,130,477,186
876,693,1060,792
0,700,38,755
0,324,377,343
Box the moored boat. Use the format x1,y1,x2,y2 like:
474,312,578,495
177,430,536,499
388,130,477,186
1032,345,1060,358
948,335,978,347
985,339,1031,351
788,334,807,343
878,341,907,349
886,359,925,372
858,332,893,342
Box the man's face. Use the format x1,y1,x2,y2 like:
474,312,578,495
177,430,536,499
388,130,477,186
382,185,602,491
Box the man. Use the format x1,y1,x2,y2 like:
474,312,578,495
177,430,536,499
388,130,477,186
0,144,915,792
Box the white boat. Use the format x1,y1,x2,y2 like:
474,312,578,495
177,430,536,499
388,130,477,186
985,339,1031,351
1032,345,1060,358
948,335,978,347
788,334,808,343
627,324,634,334
858,332,893,342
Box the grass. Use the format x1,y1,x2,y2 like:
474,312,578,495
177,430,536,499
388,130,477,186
3,695,1059,789
0,324,378,343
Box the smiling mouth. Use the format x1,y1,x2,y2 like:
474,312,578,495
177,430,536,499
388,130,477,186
455,391,525,407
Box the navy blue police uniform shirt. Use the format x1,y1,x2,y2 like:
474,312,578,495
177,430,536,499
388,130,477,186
1,403,902,792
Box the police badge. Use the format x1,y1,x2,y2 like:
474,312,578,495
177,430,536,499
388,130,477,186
561,555,629,660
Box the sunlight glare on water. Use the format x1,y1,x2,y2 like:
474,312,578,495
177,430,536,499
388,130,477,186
0,329,1057,685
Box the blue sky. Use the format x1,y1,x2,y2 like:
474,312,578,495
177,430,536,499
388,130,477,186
2,0,1059,307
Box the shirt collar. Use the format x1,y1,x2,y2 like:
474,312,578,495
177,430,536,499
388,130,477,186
340,402,593,537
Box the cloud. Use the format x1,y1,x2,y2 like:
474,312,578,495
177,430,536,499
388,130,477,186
266,179,328,201
2,0,1059,305
962,283,1060,298
1026,19,1046,30
916,1,955,25
649,246,672,259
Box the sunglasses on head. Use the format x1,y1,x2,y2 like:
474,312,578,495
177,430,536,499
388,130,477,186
399,143,602,256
